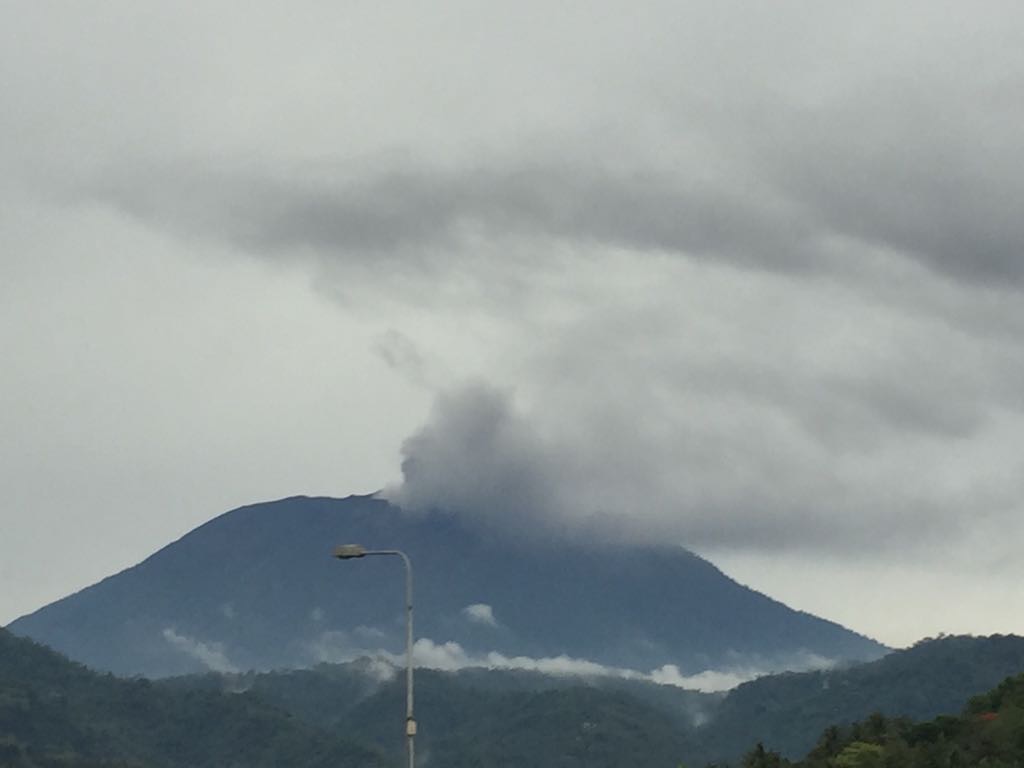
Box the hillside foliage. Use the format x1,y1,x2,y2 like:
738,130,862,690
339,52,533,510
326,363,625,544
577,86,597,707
740,671,1024,768
4,629,1024,767
0,629,383,768
695,634,1024,763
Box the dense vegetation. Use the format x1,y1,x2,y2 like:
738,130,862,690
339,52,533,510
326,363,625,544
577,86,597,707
0,629,383,768
161,665,711,767
694,634,1024,763
4,628,1024,767
740,671,1024,768
339,669,704,767
194,633,1024,765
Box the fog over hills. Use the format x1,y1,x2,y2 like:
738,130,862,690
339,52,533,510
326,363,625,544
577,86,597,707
4,620,1024,768
7,495,885,680
205,634,1024,766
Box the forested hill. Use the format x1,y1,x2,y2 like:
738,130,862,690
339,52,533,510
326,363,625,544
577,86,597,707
745,671,1024,768
0,628,384,768
166,664,716,767
4,628,1024,768
165,634,1024,766
694,634,1024,763
0,628,710,768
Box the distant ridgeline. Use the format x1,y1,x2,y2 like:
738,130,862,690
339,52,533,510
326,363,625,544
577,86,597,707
2,628,1024,768
6,495,885,678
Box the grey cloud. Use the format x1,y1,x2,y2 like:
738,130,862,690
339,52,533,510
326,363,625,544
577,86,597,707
12,0,1024,297
674,16,1024,294
373,329,434,388
523,263,1024,453
382,382,568,537
89,160,819,274
381,380,975,556
754,104,1024,290
521,269,1024,556
90,127,1024,297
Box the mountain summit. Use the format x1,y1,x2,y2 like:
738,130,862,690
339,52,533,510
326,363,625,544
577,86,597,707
7,495,886,678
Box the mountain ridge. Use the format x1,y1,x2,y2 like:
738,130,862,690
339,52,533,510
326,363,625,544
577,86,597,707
7,494,886,678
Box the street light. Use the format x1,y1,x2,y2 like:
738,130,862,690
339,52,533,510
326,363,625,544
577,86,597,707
332,544,416,768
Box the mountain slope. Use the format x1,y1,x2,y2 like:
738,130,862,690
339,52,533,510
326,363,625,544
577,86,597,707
7,495,886,678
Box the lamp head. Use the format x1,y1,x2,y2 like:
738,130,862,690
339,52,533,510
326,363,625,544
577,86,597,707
333,543,368,559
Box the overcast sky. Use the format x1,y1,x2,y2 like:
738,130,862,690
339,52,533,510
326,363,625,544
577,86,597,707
3,1,1024,648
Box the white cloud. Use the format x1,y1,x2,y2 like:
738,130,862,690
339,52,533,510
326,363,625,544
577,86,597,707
649,665,752,693
162,628,238,674
353,625,388,641
311,633,810,693
462,603,498,627
649,651,835,693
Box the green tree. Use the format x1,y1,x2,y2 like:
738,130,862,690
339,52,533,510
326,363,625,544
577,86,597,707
834,741,885,768
743,742,787,768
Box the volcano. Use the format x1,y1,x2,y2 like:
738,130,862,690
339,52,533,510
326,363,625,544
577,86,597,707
7,495,886,677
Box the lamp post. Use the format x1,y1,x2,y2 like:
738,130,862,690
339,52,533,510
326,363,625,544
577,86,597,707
332,544,416,768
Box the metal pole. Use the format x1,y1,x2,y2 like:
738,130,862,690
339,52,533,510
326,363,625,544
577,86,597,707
335,547,415,767
396,551,415,768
